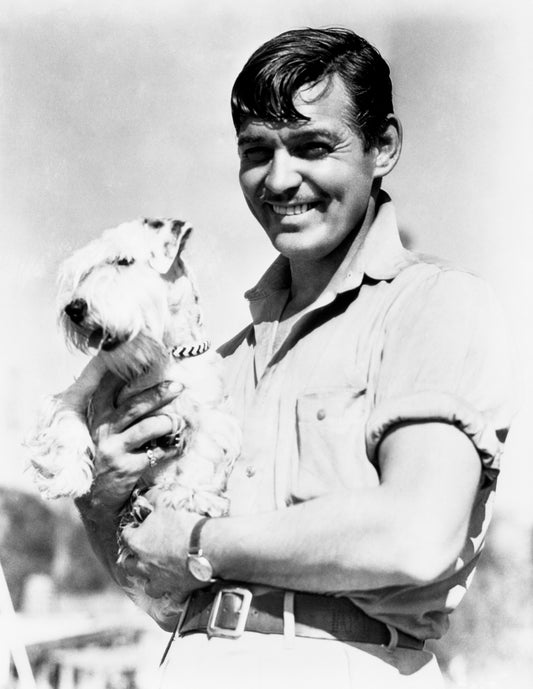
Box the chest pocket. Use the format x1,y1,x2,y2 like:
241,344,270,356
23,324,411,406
292,386,379,502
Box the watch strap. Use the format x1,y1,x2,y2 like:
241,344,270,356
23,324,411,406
188,516,211,556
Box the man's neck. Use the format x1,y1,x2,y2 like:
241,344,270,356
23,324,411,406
281,193,377,321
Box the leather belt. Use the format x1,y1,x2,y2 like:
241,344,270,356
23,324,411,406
179,585,424,650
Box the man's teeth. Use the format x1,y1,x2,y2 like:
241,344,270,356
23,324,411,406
272,203,314,216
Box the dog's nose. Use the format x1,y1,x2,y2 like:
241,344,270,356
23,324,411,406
64,298,87,324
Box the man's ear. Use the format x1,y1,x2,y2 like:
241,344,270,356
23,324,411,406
373,115,402,179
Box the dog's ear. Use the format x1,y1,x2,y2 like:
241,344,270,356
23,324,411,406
145,219,193,274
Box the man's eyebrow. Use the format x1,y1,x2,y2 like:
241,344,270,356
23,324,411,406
237,128,340,147
237,134,267,147
288,128,341,144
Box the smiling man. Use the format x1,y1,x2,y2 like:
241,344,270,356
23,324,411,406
77,28,514,688
237,76,383,261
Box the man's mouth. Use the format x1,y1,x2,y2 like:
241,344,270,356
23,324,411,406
269,202,318,216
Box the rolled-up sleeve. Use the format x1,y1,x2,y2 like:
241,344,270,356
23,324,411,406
365,268,516,486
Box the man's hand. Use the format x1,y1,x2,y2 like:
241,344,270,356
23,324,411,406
80,373,183,519
74,372,184,589
121,502,208,600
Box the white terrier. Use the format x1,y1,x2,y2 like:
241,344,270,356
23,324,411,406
26,218,241,624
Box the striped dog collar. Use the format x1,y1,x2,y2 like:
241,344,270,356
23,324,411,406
171,340,211,359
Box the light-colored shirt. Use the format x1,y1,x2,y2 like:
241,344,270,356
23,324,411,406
219,191,515,640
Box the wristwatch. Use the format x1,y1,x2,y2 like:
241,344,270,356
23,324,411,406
186,516,216,583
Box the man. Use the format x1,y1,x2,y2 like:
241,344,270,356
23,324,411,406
78,28,514,688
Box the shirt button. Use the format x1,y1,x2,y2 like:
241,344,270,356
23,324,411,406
245,466,256,478
316,409,326,421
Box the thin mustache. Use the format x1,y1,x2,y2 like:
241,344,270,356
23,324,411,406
260,195,319,205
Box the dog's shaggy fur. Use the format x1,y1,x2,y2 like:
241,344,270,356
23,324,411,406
25,218,241,624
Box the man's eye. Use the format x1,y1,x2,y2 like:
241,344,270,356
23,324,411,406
241,147,272,164
297,143,331,159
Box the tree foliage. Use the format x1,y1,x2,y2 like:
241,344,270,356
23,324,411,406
0,488,111,610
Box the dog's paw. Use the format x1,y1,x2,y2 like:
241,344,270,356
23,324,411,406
192,491,230,518
31,446,94,499
25,395,96,499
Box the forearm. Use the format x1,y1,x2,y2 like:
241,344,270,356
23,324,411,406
120,423,480,601
203,487,434,593
202,423,481,593
76,497,128,588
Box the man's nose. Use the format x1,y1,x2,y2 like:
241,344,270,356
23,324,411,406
264,150,302,194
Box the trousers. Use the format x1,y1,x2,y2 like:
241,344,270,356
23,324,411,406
158,631,445,689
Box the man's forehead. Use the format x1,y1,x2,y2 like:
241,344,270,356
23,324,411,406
237,76,354,143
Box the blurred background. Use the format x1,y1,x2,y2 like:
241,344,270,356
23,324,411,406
0,0,532,687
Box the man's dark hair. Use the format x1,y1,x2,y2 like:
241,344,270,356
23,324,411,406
231,27,393,150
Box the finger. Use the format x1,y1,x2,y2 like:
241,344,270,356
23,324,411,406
94,440,179,502
113,382,184,433
121,414,183,453
90,438,153,502
158,411,185,436
143,443,183,471
131,494,154,523
120,527,152,570
143,580,167,599
122,553,144,579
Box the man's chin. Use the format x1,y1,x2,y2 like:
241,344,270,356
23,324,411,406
272,234,331,262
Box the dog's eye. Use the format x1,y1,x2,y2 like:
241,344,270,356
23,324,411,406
145,219,165,229
116,257,135,266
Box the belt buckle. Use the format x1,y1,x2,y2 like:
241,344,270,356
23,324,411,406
207,587,253,639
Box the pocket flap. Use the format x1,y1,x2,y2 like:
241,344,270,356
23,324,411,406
296,386,367,423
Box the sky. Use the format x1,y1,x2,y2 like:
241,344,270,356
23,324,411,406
1,0,532,524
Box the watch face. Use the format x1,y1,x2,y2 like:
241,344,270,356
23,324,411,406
187,554,213,582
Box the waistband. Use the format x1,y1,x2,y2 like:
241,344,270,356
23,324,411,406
178,584,424,650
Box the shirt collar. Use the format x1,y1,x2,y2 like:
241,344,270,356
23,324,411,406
245,191,417,310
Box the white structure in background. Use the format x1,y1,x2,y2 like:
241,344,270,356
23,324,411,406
0,561,37,689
